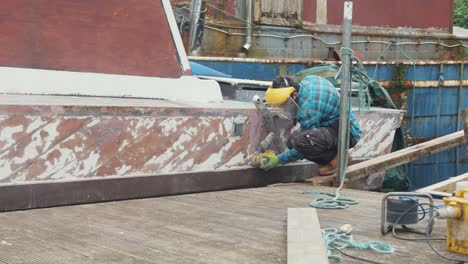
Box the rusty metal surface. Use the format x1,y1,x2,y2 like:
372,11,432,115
190,56,466,65
352,110,403,159
301,23,461,39
380,80,468,89
255,0,302,26
0,96,402,185
324,0,453,31
0,0,182,77
0,103,260,183
179,0,462,59
195,24,467,60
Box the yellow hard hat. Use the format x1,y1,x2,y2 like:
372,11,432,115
265,86,295,106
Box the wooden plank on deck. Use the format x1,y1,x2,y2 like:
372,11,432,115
287,208,329,264
346,130,465,182
418,172,468,197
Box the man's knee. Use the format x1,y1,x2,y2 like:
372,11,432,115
288,128,330,154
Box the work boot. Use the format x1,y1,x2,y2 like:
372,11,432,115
318,155,352,176
319,155,338,176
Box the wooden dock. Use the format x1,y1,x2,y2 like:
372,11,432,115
0,185,464,264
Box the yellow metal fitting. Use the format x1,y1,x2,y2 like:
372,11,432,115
443,189,468,255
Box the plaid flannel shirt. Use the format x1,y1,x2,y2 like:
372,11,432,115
277,75,362,165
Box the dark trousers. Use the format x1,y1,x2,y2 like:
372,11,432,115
286,120,356,165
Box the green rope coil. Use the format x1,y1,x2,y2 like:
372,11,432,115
339,47,373,113
322,228,394,261
304,190,358,209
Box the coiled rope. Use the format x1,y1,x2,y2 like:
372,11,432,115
322,228,394,262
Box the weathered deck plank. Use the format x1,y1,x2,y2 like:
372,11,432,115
0,185,465,264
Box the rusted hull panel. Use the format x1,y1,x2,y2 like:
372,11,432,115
352,110,402,159
0,104,261,183
0,96,401,186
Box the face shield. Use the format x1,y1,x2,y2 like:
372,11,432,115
274,96,299,120
264,86,299,120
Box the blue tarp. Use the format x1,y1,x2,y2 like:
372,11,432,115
189,61,232,78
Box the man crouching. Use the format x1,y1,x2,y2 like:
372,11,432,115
258,75,361,175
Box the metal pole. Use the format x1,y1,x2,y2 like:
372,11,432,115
241,0,253,53
456,61,464,175
188,0,202,54
336,2,353,182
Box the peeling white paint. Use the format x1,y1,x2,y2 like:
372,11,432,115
42,122,61,146
0,119,65,179
86,118,102,128
172,134,191,151
160,118,186,135
206,132,217,143
195,140,235,169
56,150,101,179
224,152,247,167
25,116,47,133
116,164,132,175
179,158,194,169
218,123,224,135
143,130,194,172
145,149,174,170
0,125,23,146
118,139,129,153
199,119,211,127
74,143,85,153
129,118,158,139
223,118,233,135
37,148,76,179
351,116,397,158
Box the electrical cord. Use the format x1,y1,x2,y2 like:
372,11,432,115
322,228,393,262
425,215,467,264
390,201,468,263
329,245,383,264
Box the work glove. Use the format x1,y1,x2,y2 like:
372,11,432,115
259,152,279,171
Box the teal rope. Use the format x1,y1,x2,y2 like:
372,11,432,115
322,228,394,261
340,47,353,56
372,43,393,80
304,190,358,209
